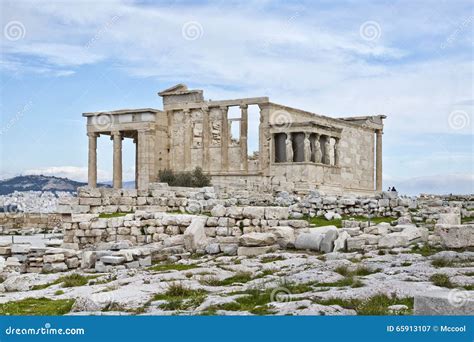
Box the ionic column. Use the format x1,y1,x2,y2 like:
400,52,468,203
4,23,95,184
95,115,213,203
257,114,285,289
183,109,192,171
202,107,210,171
334,138,340,166
258,104,271,176
220,106,229,171
376,129,383,191
87,132,98,187
137,129,150,190
134,136,138,189
112,131,122,189
240,104,248,171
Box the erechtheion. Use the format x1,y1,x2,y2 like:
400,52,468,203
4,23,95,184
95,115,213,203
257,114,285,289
83,84,385,194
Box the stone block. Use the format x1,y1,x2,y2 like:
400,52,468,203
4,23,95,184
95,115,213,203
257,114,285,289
414,290,474,315
78,186,101,198
437,213,461,225
79,197,102,206
266,226,295,248
211,204,226,217
43,254,65,263
242,206,265,219
346,236,366,251
43,262,68,273
237,245,278,257
183,217,208,252
434,224,474,248
71,214,99,223
264,207,289,220
320,229,339,253
239,232,277,247
101,255,126,265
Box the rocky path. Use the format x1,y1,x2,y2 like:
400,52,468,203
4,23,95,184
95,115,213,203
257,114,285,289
1,248,472,316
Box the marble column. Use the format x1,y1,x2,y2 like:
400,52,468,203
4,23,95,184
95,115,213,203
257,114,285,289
240,104,248,171
202,107,210,172
334,138,340,166
87,132,98,187
220,106,229,171
112,131,122,189
376,129,383,191
134,136,138,189
137,129,150,190
202,107,210,171
258,104,271,176
183,109,192,171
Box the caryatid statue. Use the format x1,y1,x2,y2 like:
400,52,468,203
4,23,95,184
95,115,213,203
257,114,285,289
304,133,311,162
323,137,331,165
285,133,293,162
314,134,322,163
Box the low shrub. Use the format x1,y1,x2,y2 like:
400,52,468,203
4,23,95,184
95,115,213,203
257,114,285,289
158,167,211,187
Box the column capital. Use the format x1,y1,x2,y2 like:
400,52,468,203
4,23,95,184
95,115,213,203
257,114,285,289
219,105,228,111
111,130,122,137
240,104,248,110
87,132,99,138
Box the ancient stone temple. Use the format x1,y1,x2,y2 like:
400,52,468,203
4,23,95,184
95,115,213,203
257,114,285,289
83,84,385,194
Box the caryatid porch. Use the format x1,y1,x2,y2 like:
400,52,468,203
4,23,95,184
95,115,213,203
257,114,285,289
83,109,160,190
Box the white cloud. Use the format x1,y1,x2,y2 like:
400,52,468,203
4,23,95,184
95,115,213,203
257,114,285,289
1,0,472,192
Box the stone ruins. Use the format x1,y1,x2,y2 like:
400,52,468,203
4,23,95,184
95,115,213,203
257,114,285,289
0,85,471,317
84,84,385,194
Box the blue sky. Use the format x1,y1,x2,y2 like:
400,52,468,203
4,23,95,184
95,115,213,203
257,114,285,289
0,0,472,195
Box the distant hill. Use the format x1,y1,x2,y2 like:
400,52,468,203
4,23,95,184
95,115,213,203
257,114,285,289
0,175,110,195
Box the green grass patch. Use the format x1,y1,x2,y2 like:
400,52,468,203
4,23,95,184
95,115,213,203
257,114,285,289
0,297,74,315
31,274,99,290
210,283,314,315
317,276,361,288
430,273,454,288
409,244,443,257
314,294,413,315
153,283,207,311
261,255,286,263
401,261,412,267
306,215,395,228
148,263,200,272
98,212,131,218
431,259,455,268
54,290,64,296
334,265,380,277
201,272,253,286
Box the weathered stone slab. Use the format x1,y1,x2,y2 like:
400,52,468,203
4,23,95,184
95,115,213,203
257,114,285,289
239,232,276,247
183,217,208,252
237,245,278,257
414,290,474,315
434,224,474,248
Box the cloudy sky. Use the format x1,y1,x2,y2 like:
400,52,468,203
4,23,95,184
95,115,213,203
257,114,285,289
0,0,472,195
